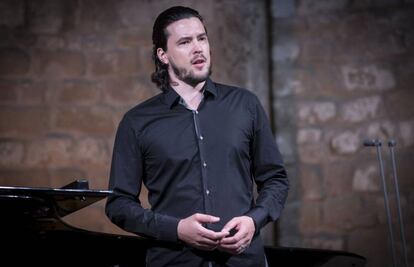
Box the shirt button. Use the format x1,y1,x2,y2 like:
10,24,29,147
200,136,204,140
203,161,207,167
206,189,210,195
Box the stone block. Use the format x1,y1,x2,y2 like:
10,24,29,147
341,96,382,123
57,79,102,105
0,169,51,187
73,137,111,167
300,165,324,200
48,168,87,188
399,120,414,147
384,89,414,118
0,140,24,167
323,162,354,197
54,106,116,136
273,66,308,97
87,52,117,77
0,0,24,28
0,107,50,138
272,38,300,63
341,65,395,91
323,195,377,231
366,120,396,141
76,0,122,33
348,227,390,267
33,50,85,78
274,96,296,128
302,237,344,250
27,0,64,34
297,101,336,125
330,130,360,155
298,142,326,164
0,48,30,76
0,79,19,103
25,137,72,167
117,31,152,49
299,200,323,234
297,0,348,15
297,128,322,144
353,164,381,192
102,77,156,107
116,0,155,28
18,80,48,105
276,130,296,164
116,50,140,76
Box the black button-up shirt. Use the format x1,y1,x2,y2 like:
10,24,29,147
106,78,289,267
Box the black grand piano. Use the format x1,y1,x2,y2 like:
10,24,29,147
0,180,367,266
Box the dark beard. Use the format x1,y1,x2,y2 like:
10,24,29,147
170,61,212,87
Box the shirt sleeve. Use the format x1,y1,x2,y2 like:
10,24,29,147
105,115,180,242
245,95,289,234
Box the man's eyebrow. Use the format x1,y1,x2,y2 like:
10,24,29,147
176,36,192,43
176,32,207,43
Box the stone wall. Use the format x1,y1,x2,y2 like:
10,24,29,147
1,1,414,266
272,1,414,266
0,0,269,235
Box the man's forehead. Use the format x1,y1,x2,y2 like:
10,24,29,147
166,17,206,39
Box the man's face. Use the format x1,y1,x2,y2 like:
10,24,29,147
160,17,211,86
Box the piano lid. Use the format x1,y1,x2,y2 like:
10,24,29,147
0,180,112,231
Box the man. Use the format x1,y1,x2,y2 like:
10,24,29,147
106,6,289,267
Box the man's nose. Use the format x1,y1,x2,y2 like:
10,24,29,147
192,40,203,53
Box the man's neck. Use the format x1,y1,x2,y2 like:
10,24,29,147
170,79,206,111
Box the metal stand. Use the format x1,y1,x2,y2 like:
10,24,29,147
364,139,396,267
388,140,408,267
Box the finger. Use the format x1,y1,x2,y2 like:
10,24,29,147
220,229,247,244
200,227,229,241
198,236,220,246
221,218,239,233
195,213,220,224
220,237,249,250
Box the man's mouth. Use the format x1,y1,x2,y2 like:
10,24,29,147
191,57,206,68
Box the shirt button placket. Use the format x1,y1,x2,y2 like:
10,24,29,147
192,109,211,213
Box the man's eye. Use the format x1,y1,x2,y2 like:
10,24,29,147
179,40,190,45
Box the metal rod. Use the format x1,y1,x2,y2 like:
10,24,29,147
374,140,397,267
388,140,408,267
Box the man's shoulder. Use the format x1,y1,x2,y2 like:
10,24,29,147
123,92,164,118
213,81,259,101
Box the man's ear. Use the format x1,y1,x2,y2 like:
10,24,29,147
157,48,168,65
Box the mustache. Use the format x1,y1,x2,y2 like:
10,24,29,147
191,55,207,64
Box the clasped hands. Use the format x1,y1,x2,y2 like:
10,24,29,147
177,213,255,255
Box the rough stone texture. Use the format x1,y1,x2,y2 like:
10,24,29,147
1,0,413,263
352,164,382,192
273,1,414,266
297,101,337,125
330,130,360,155
341,96,382,123
0,141,24,167
0,0,274,246
342,64,396,91
0,48,30,76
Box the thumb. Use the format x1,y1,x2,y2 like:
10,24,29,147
194,213,220,223
222,218,239,232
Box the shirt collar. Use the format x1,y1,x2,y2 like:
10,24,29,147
162,78,218,109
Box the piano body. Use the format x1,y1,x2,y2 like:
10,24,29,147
0,180,367,266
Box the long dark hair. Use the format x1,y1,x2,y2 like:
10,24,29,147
151,6,205,92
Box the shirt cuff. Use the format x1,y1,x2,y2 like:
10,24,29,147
157,215,180,242
245,207,268,235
